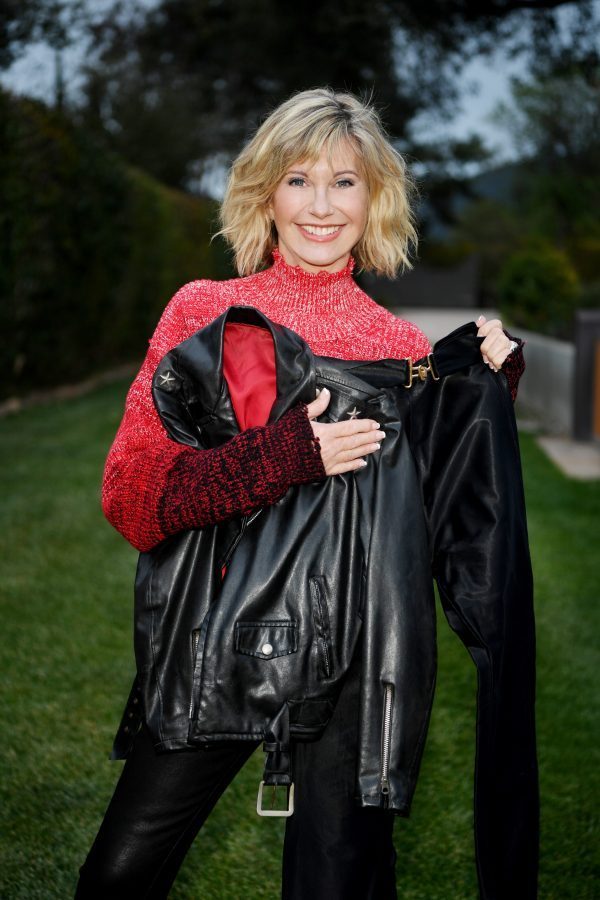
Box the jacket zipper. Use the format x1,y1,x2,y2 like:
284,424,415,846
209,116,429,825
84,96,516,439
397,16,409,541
309,576,332,678
191,509,264,720
380,683,394,807
189,628,201,718
220,509,263,572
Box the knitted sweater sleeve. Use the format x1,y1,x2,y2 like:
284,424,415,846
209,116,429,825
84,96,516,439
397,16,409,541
501,329,526,402
101,289,326,552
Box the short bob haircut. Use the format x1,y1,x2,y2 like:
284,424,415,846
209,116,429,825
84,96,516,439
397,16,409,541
217,87,419,279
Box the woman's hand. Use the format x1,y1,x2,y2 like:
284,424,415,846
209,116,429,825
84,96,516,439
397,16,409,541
306,388,385,476
476,315,515,372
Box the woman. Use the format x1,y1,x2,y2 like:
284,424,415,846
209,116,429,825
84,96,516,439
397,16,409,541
75,87,523,899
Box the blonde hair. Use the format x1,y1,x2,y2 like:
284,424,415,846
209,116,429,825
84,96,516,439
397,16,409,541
216,87,419,278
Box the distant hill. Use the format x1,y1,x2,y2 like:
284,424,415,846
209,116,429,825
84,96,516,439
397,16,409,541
419,160,528,240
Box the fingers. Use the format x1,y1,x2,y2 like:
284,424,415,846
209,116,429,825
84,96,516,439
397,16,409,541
481,331,511,369
305,387,331,419
312,419,385,456
307,388,381,438
476,315,503,337
327,458,371,476
476,315,511,370
334,433,385,458
328,416,383,438
307,393,385,476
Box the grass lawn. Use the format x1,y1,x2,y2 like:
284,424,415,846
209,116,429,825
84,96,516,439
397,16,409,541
0,379,598,899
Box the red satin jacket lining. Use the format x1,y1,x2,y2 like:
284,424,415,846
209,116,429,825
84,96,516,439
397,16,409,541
223,322,277,430
221,321,277,579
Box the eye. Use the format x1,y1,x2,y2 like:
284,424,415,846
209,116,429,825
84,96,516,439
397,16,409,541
336,178,355,188
287,177,306,187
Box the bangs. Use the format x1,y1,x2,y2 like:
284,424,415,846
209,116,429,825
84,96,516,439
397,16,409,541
260,104,365,191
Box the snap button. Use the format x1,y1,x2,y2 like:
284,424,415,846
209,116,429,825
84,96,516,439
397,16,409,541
261,642,273,656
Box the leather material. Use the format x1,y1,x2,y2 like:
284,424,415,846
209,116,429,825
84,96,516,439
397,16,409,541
111,305,538,899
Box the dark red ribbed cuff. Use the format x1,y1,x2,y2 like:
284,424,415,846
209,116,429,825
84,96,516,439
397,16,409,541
157,402,326,538
277,401,326,486
501,329,526,402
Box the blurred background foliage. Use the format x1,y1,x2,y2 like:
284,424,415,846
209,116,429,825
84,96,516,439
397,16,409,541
0,0,598,399
450,65,600,333
0,86,230,397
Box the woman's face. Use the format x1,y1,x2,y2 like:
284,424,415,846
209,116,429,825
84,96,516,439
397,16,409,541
268,140,369,274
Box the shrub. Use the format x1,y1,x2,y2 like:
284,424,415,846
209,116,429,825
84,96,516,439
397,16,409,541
496,242,580,339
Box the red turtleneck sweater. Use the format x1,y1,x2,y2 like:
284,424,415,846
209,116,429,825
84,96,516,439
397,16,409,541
102,249,524,551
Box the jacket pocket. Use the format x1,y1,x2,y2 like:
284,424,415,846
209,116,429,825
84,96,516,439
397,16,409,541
234,620,298,659
309,575,334,679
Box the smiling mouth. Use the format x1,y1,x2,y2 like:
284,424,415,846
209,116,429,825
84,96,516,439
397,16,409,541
297,224,344,237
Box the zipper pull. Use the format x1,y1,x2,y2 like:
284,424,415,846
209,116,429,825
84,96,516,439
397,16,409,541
380,777,390,809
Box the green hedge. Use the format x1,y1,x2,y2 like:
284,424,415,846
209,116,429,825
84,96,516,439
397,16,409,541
496,241,581,339
0,89,233,400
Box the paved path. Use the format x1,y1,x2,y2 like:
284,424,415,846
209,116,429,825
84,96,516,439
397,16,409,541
536,436,600,480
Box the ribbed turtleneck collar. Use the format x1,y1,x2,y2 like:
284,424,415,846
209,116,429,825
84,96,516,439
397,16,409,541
271,246,355,283
245,246,383,345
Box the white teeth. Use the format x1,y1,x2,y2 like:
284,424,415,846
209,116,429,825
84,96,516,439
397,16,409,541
301,225,342,235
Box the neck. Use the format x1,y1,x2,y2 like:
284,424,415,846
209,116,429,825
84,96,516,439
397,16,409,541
259,246,357,314
246,246,379,346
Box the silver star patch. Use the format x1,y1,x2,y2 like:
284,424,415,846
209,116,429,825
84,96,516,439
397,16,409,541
158,371,176,387
346,406,360,419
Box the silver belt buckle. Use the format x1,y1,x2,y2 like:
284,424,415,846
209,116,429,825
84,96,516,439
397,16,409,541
256,780,295,817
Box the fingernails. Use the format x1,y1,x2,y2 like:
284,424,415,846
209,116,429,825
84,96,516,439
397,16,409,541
477,315,485,325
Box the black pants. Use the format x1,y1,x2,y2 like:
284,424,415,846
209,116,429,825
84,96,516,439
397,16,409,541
74,643,397,899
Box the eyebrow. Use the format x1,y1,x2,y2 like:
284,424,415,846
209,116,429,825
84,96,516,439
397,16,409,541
286,169,360,178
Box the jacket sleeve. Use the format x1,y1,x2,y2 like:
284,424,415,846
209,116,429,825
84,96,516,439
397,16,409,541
101,290,325,553
408,365,539,899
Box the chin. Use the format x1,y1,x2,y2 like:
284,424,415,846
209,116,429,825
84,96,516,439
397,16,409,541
289,242,354,272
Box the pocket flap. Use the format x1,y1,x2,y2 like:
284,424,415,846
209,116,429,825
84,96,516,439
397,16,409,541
234,620,298,659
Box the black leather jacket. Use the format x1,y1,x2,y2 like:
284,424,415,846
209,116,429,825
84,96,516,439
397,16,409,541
111,306,539,899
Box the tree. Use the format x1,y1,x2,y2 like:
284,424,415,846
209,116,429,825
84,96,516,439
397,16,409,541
69,0,594,193
492,67,600,245
2,0,596,227
0,0,89,108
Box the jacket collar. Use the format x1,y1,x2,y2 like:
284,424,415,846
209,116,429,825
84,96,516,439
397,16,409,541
152,305,316,448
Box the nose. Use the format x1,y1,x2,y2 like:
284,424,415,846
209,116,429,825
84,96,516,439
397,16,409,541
307,186,334,218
